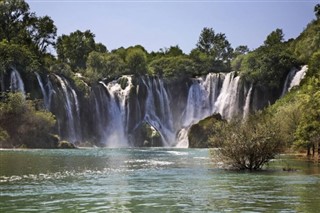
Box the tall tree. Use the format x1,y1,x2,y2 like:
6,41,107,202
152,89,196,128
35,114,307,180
28,15,57,53
295,77,320,156
0,0,57,53
56,30,103,70
234,45,249,56
196,27,233,72
0,0,30,43
264,28,284,46
315,4,320,19
197,27,233,60
125,48,148,75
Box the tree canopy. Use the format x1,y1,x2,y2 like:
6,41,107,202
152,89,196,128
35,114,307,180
0,0,57,54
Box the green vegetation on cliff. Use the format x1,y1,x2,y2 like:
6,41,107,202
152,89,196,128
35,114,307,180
188,5,320,169
0,0,319,152
0,92,56,148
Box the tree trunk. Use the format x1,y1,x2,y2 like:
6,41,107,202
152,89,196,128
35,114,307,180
314,141,319,161
312,144,315,157
307,146,311,156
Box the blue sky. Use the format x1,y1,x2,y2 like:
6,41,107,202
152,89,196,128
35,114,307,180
26,0,318,54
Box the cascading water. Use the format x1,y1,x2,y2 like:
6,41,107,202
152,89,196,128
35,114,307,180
177,72,244,147
142,77,175,146
10,69,25,96
30,65,307,148
281,65,308,95
243,84,253,119
214,72,241,120
288,65,308,91
35,72,54,109
97,76,133,147
54,75,81,143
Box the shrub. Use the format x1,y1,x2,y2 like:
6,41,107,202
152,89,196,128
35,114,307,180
0,92,56,148
215,114,283,170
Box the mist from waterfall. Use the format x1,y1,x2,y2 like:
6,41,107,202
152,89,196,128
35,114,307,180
97,76,133,147
29,65,307,148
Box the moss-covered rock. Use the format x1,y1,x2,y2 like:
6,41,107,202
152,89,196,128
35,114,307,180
188,114,223,148
130,122,162,147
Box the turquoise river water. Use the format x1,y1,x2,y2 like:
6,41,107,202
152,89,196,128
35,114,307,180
0,148,319,212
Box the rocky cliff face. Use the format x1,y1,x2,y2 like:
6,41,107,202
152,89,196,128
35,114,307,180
1,66,307,148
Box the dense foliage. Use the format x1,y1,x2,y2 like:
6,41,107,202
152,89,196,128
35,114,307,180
193,5,320,167
0,0,319,153
215,114,282,170
0,92,56,148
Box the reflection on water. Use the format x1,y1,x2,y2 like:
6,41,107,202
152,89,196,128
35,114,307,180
0,148,319,212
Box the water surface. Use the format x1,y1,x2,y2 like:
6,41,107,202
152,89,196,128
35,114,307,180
1,149,319,212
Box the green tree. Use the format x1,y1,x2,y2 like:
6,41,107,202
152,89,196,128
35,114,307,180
196,27,233,72
294,77,320,156
234,45,249,57
95,42,107,53
264,28,284,46
315,4,320,19
267,90,302,148
0,92,56,148
56,30,98,70
28,15,57,53
0,41,40,91
306,50,320,78
0,0,30,43
163,45,184,57
85,51,125,82
125,48,148,75
214,114,283,170
0,0,57,53
149,56,195,78
290,19,320,63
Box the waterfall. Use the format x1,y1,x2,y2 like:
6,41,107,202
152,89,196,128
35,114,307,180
54,75,81,143
243,84,253,119
97,76,133,147
182,74,221,127
46,79,54,110
281,65,308,96
214,72,241,120
35,72,53,109
177,72,242,147
29,65,308,148
281,68,297,97
35,72,47,104
142,77,175,146
288,65,307,91
10,69,25,96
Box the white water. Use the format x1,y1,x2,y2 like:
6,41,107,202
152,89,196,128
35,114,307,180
10,69,25,96
281,68,297,97
281,65,308,95
243,84,253,119
35,73,47,104
142,77,175,147
54,75,80,143
34,72,54,109
177,72,243,147
98,76,133,147
288,65,308,91
44,66,307,148
214,72,241,120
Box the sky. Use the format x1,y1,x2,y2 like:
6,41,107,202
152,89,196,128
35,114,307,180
26,0,318,54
